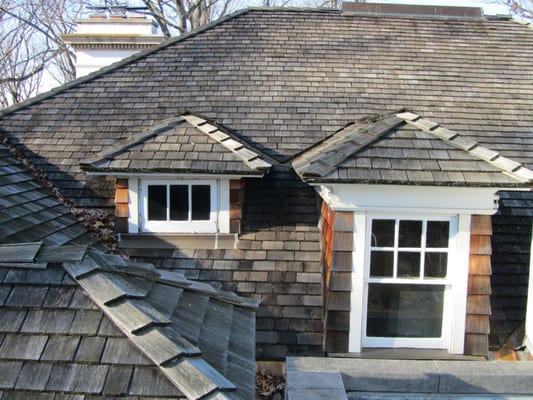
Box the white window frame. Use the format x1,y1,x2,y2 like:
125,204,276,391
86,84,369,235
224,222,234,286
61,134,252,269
362,215,456,349
313,183,499,354
139,179,221,233
350,211,471,354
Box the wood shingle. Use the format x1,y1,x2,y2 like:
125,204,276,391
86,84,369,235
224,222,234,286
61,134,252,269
0,142,257,399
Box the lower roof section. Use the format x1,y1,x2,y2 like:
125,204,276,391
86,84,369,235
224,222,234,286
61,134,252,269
286,356,533,398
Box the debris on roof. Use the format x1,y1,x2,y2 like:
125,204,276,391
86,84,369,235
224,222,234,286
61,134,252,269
0,140,258,399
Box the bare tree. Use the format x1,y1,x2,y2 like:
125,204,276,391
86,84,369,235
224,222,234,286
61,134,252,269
494,0,533,19
0,0,84,108
140,0,238,37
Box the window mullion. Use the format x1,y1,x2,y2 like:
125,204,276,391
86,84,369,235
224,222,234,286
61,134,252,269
393,218,399,279
188,184,192,222
420,220,427,279
166,184,170,222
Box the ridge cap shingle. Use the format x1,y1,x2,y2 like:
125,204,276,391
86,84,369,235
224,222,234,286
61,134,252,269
182,114,273,172
397,112,533,184
63,249,254,399
81,113,272,175
291,112,404,179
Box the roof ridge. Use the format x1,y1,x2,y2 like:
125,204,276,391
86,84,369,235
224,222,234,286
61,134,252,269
291,113,404,180
81,113,273,174
0,9,252,120
397,112,533,184
286,109,406,164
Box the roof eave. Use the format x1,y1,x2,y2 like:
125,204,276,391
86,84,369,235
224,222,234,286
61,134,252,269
307,179,532,189
81,165,269,178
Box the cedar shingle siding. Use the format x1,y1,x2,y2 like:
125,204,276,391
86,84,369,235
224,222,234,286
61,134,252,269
321,203,353,353
466,215,493,356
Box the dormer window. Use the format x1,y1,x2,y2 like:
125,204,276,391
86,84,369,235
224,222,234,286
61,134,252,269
141,180,218,233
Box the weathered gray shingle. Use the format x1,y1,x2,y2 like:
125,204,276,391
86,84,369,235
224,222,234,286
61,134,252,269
15,363,53,390
82,115,271,176
0,142,257,399
0,334,48,360
1,9,531,206
293,113,532,186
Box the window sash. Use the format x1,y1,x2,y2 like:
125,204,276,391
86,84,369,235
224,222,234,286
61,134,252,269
141,180,217,233
368,218,450,283
363,216,454,347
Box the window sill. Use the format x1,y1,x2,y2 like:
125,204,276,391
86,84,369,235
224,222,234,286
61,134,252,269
118,233,238,250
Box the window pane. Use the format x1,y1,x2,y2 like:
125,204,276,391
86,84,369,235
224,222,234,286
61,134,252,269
398,252,420,278
169,185,188,221
147,185,167,221
370,251,394,277
371,219,395,247
427,221,449,248
399,220,422,247
366,284,444,338
425,253,448,278
192,185,211,220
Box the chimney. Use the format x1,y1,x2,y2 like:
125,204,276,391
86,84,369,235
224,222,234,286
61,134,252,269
61,5,165,78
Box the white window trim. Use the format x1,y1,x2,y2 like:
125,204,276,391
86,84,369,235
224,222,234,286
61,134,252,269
349,211,471,354
524,234,533,351
128,178,230,234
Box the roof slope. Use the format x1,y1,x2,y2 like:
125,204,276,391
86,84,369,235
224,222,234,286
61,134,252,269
292,112,533,186
1,8,532,206
0,142,257,400
83,114,272,175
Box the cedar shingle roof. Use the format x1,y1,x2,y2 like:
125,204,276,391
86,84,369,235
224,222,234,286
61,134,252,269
82,114,272,175
1,8,532,206
0,142,257,399
292,112,533,186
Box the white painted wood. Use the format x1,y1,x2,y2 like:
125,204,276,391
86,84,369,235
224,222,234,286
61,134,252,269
128,178,139,234
448,214,471,354
218,179,230,234
316,184,499,215
129,177,232,234
348,211,473,353
349,213,366,353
